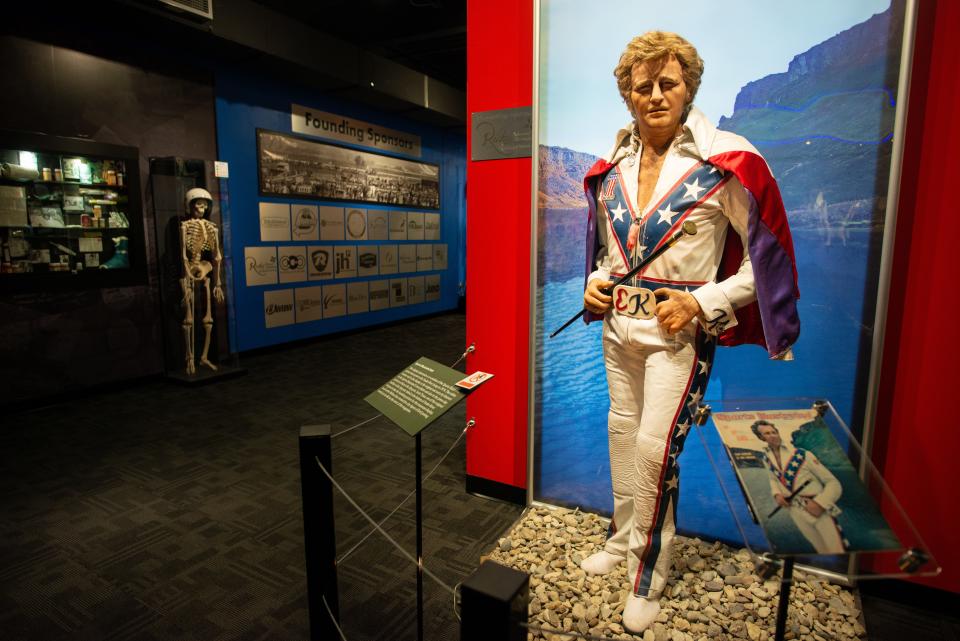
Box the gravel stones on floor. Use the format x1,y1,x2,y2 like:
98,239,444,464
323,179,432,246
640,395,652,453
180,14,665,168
486,506,866,641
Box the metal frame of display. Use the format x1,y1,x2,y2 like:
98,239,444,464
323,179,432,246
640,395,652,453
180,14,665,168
858,0,919,481
526,0,542,509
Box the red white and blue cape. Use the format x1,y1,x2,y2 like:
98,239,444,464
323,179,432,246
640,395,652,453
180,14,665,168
583,107,800,358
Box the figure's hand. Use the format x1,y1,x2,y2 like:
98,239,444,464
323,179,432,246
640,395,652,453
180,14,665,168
774,494,790,508
584,279,614,315
804,500,825,517
654,288,701,334
214,285,224,304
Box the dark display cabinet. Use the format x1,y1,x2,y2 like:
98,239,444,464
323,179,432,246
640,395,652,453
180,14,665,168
0,131,145,292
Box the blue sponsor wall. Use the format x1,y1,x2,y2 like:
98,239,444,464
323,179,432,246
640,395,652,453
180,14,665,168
215,67,465,351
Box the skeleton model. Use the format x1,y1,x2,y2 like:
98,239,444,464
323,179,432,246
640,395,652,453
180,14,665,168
180,187,224,374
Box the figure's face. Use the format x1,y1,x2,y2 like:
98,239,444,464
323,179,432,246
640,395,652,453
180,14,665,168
191,199,209,219
758,425,781,448
629,55,689,139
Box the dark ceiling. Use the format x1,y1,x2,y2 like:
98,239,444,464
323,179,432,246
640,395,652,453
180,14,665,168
253,0,467,90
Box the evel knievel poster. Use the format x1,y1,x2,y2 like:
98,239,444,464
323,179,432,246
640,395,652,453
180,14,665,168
712,408,899,554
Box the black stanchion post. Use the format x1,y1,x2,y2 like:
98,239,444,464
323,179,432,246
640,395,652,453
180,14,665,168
774,556,794,641
415,432,424,641
460,561,529,641
299,425,339,641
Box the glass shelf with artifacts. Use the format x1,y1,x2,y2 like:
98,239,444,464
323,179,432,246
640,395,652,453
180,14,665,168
0,131,145,292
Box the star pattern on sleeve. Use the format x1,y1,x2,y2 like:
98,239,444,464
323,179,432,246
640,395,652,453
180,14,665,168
683,178,706,200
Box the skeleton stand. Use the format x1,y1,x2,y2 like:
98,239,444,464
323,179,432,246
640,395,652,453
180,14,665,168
181,216,223,375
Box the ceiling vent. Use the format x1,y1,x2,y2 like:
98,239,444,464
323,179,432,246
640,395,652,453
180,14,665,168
156,0,213,21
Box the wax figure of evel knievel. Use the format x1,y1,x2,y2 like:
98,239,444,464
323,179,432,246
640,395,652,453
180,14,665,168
577,31,800,633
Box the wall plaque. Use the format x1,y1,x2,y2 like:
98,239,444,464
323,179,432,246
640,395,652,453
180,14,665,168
471,107,532,161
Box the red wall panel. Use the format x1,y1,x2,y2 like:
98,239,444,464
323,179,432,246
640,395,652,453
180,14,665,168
464,0,534,489
873,0,959,593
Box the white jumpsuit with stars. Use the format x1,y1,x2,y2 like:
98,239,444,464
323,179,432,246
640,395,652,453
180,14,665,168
588,108,758,597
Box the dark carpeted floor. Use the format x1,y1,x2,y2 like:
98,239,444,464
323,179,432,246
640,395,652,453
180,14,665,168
0,312,522,641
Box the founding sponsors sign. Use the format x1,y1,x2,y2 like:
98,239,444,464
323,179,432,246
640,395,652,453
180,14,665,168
291,104,421,157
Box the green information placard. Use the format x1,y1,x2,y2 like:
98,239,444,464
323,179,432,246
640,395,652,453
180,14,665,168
364,357,467,436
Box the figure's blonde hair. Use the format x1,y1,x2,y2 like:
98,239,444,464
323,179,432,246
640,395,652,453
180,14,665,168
614,31,704,116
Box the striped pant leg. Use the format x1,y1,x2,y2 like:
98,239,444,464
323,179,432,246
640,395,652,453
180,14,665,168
628,328,716,597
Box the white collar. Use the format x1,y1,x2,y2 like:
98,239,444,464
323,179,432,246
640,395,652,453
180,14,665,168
606,105,719,164
766,442,794,460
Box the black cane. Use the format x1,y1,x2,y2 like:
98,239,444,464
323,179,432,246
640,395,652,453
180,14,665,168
766,479,813,519
549,220,698,339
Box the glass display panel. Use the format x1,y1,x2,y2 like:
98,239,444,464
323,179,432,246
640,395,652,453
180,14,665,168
697,398,939,580
531,0,912,546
